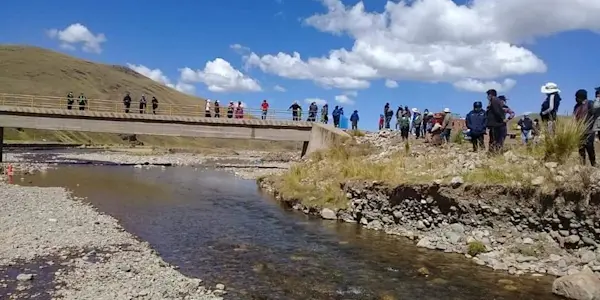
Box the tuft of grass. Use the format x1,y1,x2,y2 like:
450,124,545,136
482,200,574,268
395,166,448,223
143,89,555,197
404,140,411,155
348,129,365,137
540,117,587,164
467,241,487,256
451,131,465,144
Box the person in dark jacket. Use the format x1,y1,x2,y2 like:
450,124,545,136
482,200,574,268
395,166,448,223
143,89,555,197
66,92,74,110
332,106,341,127
123,93,132,113
227,101,234,118
384,103,392,129
486,89,506,154
78,93,87,110
574,89,599,166
321,104,329,124
517,113,534,145
540,82,561,135
350,110,359,130
139,94,147,114
213,100,220,118
466,101,486,151
308,102,318,122
151,96,158,114
289,101,302,121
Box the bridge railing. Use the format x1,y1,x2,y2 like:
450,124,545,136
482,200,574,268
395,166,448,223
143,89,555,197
0,93,304,121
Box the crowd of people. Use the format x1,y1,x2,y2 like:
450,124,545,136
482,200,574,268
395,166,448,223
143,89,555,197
463,83,600,166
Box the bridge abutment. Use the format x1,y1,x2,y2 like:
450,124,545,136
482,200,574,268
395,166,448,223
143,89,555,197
301,123,350,158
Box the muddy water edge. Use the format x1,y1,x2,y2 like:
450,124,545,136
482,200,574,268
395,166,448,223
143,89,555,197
18,165,559,299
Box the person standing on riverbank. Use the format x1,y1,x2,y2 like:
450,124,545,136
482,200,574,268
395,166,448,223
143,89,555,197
466,101,486,151
412,109,422,139
517,113,534,145
486,89,506,154
541,82,562,135
574,89,599,166
350,110,359,130
384,103,392,129
332,106,341,127
441,108,453,143
498,95,515,146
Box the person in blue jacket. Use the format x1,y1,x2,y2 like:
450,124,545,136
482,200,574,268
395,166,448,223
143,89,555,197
466,101,486,152
350,110,359,130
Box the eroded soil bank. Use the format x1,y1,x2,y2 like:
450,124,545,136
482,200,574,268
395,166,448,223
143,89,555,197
259,178,600,280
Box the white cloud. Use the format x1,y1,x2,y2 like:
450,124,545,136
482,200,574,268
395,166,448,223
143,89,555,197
47,23,106,54
344,90,358,97
179,58,262,93
274,85,286,92
127,63,195,95
335,94,354,105
245,0,600,90
305,98,327,105
230,43,250,54
453,78,517,93
385,79,398,88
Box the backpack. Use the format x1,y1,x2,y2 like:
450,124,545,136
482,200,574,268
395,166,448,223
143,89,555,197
414,114,422,125
399,116,410,127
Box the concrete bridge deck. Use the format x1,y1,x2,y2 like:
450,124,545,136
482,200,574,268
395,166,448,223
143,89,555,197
0,106,349,162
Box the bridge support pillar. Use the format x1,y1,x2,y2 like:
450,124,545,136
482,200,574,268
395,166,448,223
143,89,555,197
0,127,3,163
301,123,351,158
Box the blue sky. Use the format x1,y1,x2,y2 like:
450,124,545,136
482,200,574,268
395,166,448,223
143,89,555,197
2,0,600,129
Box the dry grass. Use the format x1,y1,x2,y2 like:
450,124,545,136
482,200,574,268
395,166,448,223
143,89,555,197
0,44,298,151
270,124,596,209
540,117,587,163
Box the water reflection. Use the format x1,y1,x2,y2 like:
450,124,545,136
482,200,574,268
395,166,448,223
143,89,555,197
21,166,558,299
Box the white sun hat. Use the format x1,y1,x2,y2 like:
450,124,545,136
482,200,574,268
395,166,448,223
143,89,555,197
541,82,560,94
412,108,418,113
443,108,451,113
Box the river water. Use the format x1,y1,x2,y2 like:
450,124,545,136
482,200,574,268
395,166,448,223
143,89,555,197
20,165,559,299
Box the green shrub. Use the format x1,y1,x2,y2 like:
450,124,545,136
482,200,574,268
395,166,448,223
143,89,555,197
467,241,487,256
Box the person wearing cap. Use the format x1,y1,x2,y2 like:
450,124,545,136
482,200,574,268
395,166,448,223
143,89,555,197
412,108,423,139
441,108,453,143
205,99,212,117
540,82,562,135
466,101,486,151
486,89,506,153
573,89,600,166
498,95,515,146
517,113,534,145
213,100,220,118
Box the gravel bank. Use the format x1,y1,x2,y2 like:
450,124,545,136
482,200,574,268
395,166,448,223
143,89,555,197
0,182,223,299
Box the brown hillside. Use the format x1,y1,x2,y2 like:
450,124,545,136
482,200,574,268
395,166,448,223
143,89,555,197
0,45,205,107
0,45,300,151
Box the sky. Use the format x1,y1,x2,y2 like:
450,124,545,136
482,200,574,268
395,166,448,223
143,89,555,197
2,0,600,129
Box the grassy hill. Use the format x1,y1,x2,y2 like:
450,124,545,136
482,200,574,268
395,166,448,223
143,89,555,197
0,45,300,151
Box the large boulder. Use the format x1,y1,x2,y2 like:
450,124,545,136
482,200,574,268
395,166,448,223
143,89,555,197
552,269,600,300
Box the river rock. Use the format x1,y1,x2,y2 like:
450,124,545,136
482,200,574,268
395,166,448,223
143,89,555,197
320,208,337,220
580,250,596,264
552,269,600,300
16,273,34,281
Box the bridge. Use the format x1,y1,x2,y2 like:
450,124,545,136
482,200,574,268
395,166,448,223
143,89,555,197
0,94,349,162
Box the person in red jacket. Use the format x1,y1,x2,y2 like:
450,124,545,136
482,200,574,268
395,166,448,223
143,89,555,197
261,100,269,120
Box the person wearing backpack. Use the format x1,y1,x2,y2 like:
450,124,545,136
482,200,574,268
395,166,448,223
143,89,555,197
517,113,534,145
540,82,562,135
574,89,600,166
466,101,486,151
412,109,423,139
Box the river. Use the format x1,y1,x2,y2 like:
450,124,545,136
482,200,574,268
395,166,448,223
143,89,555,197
19,164,559,299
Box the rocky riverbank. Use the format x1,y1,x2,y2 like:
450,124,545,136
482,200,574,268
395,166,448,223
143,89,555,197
259,130,600,299
0,182,224,299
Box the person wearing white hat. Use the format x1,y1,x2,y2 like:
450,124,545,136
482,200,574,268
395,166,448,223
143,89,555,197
441,108,453,143
205,99,212,117
540,82,562,135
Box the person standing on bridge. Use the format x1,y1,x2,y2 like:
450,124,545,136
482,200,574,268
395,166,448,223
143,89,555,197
139,94,147,114
205,100,212,117
235,101,244,119
321,103,329,124
78,93,87,110
289,101,302,121
151,96,158,114
66,92,74,110
227,101,234,118
214,100,220,118
261,100,269,120
308,102,318,122
123,93,132,113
